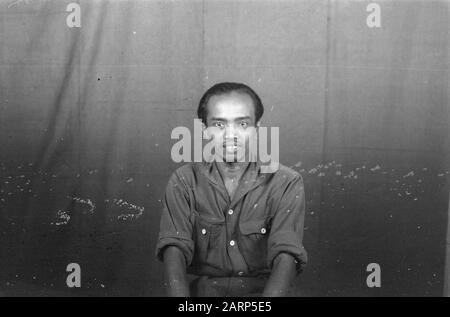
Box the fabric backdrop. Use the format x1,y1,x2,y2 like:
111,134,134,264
0,0,449,296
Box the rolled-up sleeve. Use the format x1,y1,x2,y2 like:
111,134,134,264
267,174,308,273
155,170,194,266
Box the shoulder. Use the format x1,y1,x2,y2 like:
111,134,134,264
265,164,305,202
173,162,195,176
169,162,201,185
268,163,303,184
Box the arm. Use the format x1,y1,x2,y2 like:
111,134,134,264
163,246,190,297
155,171,195,296
265,174,308,296
262,252,296,297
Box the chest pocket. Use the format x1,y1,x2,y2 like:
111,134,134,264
238,219,270,271
192,216,223,265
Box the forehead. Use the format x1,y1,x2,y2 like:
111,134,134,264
206,92,255,120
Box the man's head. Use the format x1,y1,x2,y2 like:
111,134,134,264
197,82,264,126
197,82,264,162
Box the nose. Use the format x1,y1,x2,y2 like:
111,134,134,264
225,124,237,139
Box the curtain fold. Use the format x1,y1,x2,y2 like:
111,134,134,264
0,0,448,296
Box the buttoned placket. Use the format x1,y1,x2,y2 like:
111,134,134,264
201,161,267,276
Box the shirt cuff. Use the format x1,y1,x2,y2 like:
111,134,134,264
155,236,194,267
267,231,308,274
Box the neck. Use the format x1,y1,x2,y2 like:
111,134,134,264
215,161,250,177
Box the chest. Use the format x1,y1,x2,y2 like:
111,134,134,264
223,177,239,200
192,177,277,224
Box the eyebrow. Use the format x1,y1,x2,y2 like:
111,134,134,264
210,116,252,121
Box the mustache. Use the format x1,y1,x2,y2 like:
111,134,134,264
223,138,241,146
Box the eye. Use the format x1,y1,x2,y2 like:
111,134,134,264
213,122,224,128
240,121,248,128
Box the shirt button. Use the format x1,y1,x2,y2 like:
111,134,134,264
228,209,234,215
260,228,266,234
201,228,207,235
229,240,235,246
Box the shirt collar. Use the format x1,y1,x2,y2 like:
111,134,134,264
194,159,273,207
196,160,263,185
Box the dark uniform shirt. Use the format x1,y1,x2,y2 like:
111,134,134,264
156,160,307,279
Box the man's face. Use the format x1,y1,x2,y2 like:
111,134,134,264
204,92,259,163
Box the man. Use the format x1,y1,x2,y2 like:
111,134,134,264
156,82,307,297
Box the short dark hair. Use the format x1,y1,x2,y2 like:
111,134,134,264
197,82,264,125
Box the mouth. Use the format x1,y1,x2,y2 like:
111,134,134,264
223,143,240,152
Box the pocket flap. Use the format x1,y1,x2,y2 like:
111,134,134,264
195,216,224,238
239,219,268,235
